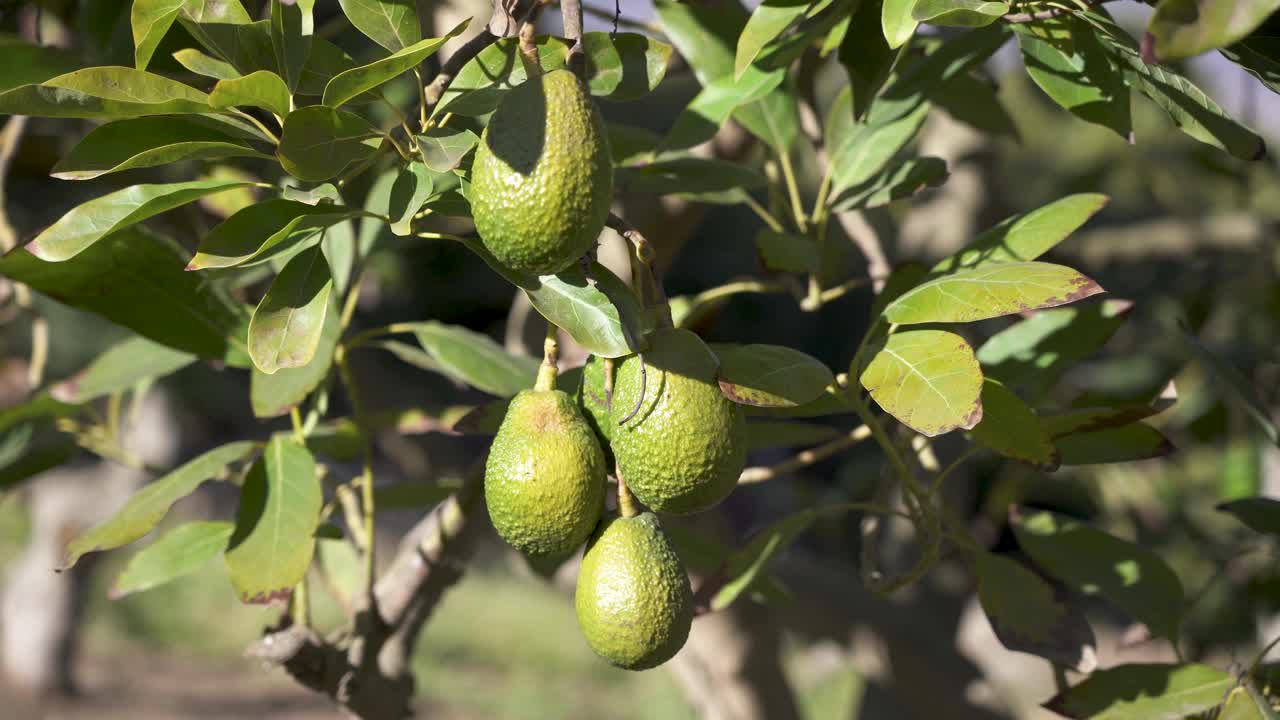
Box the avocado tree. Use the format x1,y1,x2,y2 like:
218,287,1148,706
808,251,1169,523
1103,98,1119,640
0,0,1279,718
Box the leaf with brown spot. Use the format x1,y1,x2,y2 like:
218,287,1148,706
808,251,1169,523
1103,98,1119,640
247,245,333,374
884,261,1104,325
859,329,984,437
713,344,835,408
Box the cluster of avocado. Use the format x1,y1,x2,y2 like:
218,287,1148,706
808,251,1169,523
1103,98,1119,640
472,67,747,670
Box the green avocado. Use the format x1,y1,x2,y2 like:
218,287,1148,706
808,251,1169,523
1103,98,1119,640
470,69,612,276
484,389,606,559
575,512,693,670
577,355,615,467
609,328,746,514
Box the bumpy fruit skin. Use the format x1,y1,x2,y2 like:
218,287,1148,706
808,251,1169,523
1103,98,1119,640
485,390,606,559
575,512,693,670
610,328,746,515
470,69,612,276
576,355,615,467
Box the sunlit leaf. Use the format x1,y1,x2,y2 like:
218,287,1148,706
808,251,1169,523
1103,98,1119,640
912,0,1008,27
1147,0,1280,61
884,262,1104,325
1045,663,1232,720
52,336,194,404
323,20,468,107
1014,18,1131,138
882,0,921,48
109,521,234,598
51,116,271,181
967,379,1058,468
934,193,1110,273
829,156,949,212
189,199,365,270
978,299,1131,397
0,66,209,118
210,70,292,116
410,322,539,397
173,48,241,79
338,0,421,51
859,329,984,436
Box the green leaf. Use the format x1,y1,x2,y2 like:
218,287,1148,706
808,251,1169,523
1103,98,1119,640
526,263,648,359
975,552,1097,672
737,0,829,79
883,262,1104,325
1041,402,1172,437
374,483,459,510
173,48,241,79
978,299,1131,396
51,336,195,404
410,322,540,397
713,509,817,611
323,20,467,108
839,0,896,119
0,433,76,492
226,437,321,604
131,0,184,70
1044,664,1233,720
581,32,675,100
338,0,421,52
745,421,841,451
277,106,381,182
875,24,1009,119
1218,497,1280,537
180,18,275,77
661,68,788,151
930,72,1019,138
63,442,258,569
1085,11,1266,160
271,0,312,92
1147,0,1280,61
210,70,292,117
297,37,361,96
859,329,984,437
616,157,767,204
883,0,921,48
1178,329,1279,446
755,230,818,272
109,521,234,598
189,200,364,270
1220,683,1280,720
25,179,254,263
1013,510,1184,639
0,35,82,93
967,379,1058,469
417,126,479,172
934,193,1110,273
1222,35,1280,96
0,229,248,361
713,344,835,408
829,156,949,212
913,0,1008,26
0,67,210,118
827,100,931,199
251,298,341,418
378,161,433,236
1055,422,1175,464
50,116,271,181
1014,18,1131,138
248,245,333,374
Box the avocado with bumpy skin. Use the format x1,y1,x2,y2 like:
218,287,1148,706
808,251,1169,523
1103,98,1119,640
575,512,693,670
609,328,746,514
484,389,606,559
470,69,612,276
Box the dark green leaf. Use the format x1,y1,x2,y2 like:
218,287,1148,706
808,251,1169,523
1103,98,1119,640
745,420,841,451
417,126,479,172
63,442,257,568
52,336,194,404
374,483,459,510
277,106,381,182
0,228,250,361
875,23,1009,118
838,0,896,119
0,433,76,492
975,552,1097,672
743,384,854,419
51,116,271,181
581,32,675,101
1147,0,1280,61
0,67,209,118
1014,509,1184,639
271,0,312,92
934,193,1109,273
967,379,1058,468
827,99,930,199
1041,401,1172,437
736,0,832,79
180,18,275,77
860,329,984,436
248,246,333,374
338,0,421,52
930,72,1019,138
323,20,468,107
1056,422,1174,464
1178,329,1279,446
251,297,340,418
189,200,364,270
226,437,321,604
913,0,1008,26
884,262,1104,325
616,157,767,204
755,230,818,272
978,299,1131,396
110,521,234,598
0,394,80,436
713,344,835,408
26,179,254,262
209,70,292,116
1222,36,1280,95
297,37,360,96
1014,18,1132,138
713,509,817,611
386,162,434,236
829,156,949,212
1217,497,1280,536
1044,663,1232,720
410,322,539,397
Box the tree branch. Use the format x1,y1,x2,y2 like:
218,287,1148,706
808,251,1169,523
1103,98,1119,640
420,0,529,121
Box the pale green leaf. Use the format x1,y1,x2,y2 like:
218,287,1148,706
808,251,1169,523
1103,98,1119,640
248,246,333,374
173,48,241,79
189,200,365,270
1045,664,1232,719
323,20,468,107
338,0,421,52
417,127,479,172
63,442,258,568
210,70,292,117
110,521,234,598
912,0,1008,26
828,101,930,199
884,262,1104,325
131,0,184,70
51,336,194,404
1220,683,1280,720
411,322,540,397
736,0,829,79
0,66,209,118
1014,19,1131,138
883,0,920,48
522,262,649,359
1148,0,1280,61
859,329,984,436
0,34,82,93
934,193,1110,273
829,156,949,212
51,116,271,181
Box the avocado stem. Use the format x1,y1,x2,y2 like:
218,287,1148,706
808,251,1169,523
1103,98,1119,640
535,321,560,391
517,0,550,77
616,472,640,518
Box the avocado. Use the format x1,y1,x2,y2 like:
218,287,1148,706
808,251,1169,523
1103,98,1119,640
609,328,746,514
470,69,612,276
575,512,693,670
577,355,615,467
485,389,606,559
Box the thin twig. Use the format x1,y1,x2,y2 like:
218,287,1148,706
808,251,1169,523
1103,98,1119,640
738,425,872,484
